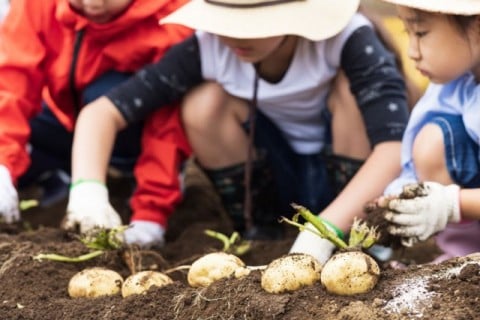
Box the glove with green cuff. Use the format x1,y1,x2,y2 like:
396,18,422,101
63,180,122,233
289,218,342,265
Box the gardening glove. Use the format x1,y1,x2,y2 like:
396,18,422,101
63,181,122,233
289,222,336,265
384,182,461,247
124,220,166,247
0,165,20,223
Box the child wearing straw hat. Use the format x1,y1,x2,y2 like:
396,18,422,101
376,0,480,262
67,0,410,261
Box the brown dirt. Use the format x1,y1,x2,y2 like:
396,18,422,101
2,162,480,320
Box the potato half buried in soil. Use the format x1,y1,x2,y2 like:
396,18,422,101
261,253,322,294
187,252,249,287
68,267,123,298
320,251,380,295
122,271,173,297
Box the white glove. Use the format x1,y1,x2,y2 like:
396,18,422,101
384,182,460,246
289,223,336,265
63,181,122,233
0,165,19,223
123,220,166,247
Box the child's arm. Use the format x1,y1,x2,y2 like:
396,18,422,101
64,36,203,237
71,35,202,182
322,24,409,230
290,24,408,262
321,141,402,230
71,96,126,183
62,97,126,232
460,189,480,220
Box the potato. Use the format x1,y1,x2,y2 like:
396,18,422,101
68,267,123,298
187,252,248,287
261,253,322,294
320,251,380,295
121,271,173,297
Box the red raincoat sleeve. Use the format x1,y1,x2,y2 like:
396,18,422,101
0,0,47,183
130,105,191,228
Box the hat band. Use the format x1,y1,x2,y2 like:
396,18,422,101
205,0,302,8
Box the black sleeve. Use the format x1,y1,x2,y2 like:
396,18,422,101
105,35,203,124
341,25,409,146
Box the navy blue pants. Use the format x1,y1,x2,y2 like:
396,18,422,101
19,71,143,187
430,114,480,187
247,111,336,215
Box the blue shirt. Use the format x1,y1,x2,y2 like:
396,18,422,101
385,73,480,194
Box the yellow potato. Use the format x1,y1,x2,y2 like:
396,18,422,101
320,251,380,295
68,267,123,298
187,252,247,287
121,271,173,297
261,253,322,294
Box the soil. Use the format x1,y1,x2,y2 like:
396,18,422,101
1,162,480,320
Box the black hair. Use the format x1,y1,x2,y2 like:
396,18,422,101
448,14,477,35
409,9,477,38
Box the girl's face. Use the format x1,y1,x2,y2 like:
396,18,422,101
218,35,287,63
398,6,480,83
69,0,133,24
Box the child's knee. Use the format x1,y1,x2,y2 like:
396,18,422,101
182,82,246,128
182,82,227,125
412,123,449,182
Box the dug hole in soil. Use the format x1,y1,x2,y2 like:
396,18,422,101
1,161,480,320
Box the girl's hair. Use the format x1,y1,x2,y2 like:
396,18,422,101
403,8,477,37
448,14,476,34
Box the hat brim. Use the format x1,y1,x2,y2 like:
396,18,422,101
160,0,360,41
381,0,480,15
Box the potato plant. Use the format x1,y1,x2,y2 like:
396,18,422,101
34,226,175,298
33,226,127,263
277,204,381,296
182,229,259,287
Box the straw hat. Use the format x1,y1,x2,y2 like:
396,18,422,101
381,0,480,15
160,0,360,41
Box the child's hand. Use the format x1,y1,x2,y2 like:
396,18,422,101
383,182,461,245
0,165,20,223
123,221,166,247
63,181,122,233
289,222,336,264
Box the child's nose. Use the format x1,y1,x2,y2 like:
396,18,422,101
407,38,421,61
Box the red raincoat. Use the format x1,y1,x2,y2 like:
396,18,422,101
0,0,192,226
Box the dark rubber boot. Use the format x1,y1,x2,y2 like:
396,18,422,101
202,158,284,240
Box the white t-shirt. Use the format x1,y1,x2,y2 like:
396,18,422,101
197,13,371,154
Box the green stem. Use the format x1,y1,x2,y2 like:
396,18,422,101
204,229,230,251
19,199,39,211
33,250,104,262
290,204,348,249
